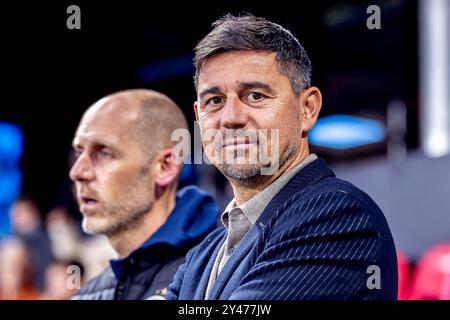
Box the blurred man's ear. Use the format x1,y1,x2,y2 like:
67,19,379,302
300,87,322,132
193,101,200,121
154,149,181,188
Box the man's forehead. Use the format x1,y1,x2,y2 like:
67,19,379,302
198,51,278,89
84,96,137,121
201,51,276,72
74,100,135,147
72,126,121,148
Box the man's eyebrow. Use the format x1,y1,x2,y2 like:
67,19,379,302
238,82,275,95
71,137,115,150
198,86,221,100
199,82,275,100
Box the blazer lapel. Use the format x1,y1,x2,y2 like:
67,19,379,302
207,223,260,300
256,158,335,228
194,230,226,300
207,158,335,299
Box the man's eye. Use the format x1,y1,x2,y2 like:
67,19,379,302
74,150,82,159
199,97,224,115
206,96,223,106
246,92,265,102
98,149,112,159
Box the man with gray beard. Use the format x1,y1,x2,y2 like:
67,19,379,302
166,14,397,300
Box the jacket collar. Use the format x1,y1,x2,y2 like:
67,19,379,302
110,185,219,280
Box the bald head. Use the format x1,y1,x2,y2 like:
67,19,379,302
71,89,188,245
82,89,188,161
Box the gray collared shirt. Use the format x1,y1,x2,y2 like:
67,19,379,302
205,153,318,299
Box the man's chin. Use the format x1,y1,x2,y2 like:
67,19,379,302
81,217,112,236
219,163,262,180
81,218,97,235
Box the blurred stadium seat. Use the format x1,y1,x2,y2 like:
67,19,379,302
397,250,411,300
409,243,450,300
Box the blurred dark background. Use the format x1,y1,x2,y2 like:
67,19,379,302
1,0,418,217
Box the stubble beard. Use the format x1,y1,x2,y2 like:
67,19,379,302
217,143,299,188
82,200,153,238
82,167,155,238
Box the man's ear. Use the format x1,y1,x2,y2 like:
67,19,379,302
193,101,200,122
154,149,181,188
300,86,322,133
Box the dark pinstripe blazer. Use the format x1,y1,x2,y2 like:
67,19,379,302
166,158,398,300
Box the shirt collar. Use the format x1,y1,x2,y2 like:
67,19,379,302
221,153,318,227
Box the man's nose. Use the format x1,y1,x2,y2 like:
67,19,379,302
219,97,249,129
69,154,94,182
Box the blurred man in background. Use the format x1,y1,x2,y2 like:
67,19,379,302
9,196,53,291
41,260,84,300
167,14,397,300
70,89,218,299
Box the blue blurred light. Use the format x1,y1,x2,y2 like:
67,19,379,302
0,122,23,236
309,115,386,149
0,122,23,163
0,169,22,203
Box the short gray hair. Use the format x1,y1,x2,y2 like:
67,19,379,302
194,14,312,95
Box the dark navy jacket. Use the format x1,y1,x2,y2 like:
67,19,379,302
72,186,219,300
167,159,398,300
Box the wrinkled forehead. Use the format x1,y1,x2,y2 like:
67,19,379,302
200,50,277,70
197,51,281,90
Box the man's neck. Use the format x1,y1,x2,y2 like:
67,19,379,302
109,185,177,259
232,144,310,206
